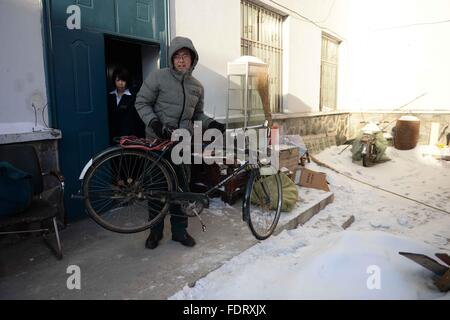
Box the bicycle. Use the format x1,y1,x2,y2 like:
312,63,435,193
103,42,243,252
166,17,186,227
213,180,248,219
360,132,377,167
76,122,283,240
352,121,388,167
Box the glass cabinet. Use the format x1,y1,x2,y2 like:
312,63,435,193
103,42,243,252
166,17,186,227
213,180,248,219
226,56,269,129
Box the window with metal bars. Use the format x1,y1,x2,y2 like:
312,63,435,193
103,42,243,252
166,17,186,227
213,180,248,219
241,0,283,113
320,33,340,111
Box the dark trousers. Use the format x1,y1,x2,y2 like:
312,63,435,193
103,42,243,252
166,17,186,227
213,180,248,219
151,157,190,237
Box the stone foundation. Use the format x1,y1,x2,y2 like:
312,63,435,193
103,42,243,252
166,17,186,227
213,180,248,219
273,111,350,148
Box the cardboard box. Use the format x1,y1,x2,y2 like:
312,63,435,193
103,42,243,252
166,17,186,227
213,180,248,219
298,168,330,192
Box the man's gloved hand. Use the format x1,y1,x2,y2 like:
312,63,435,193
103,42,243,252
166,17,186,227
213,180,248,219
162,124,176,140
208,120,226,134
150,119,164,139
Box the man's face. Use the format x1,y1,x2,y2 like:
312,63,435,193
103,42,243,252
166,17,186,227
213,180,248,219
173,48,192,73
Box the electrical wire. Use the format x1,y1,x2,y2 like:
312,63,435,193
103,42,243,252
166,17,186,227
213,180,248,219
269,0,346,42
314,0,336,24
379,93,428,132
373,19,450,32
269,0,320,26
311,154,450,216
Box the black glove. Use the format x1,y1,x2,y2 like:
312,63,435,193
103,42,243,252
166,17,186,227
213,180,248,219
208,120,226,134
162,124,176,139
150,119,164,139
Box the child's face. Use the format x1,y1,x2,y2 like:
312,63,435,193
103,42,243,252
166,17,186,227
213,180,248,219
115,78,126,91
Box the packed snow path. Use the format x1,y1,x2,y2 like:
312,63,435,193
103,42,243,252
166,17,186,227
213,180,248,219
171,146,450,300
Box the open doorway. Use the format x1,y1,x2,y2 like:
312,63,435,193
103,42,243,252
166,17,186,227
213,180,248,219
104,36,160,143
104,36,160,95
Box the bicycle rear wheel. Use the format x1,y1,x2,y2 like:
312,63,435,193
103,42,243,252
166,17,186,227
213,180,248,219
83,149,173,233
243,168,282,240
362,143,376,167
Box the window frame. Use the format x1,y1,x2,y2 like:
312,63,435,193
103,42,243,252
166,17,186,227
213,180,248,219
241,0,284,113
320,32,341,112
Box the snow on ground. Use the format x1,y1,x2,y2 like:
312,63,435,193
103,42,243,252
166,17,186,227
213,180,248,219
170,146,450,300
171,230,446,300
315,145,450,213
309,146,450,251
206,197,236,216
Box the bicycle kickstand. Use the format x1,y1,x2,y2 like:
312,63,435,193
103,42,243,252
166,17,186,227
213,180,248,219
192,208,207,232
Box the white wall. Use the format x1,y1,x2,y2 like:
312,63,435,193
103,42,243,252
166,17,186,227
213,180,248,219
171,0,338,115
282,16,322,113
340,0,450,111
249,0,450,112
172,0,450,114
171,0,241,119
260,0,342,113
0,0,48,133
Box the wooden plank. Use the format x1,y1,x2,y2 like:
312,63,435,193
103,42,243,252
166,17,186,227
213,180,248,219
399,252,449,276
436,253,450,267
342,215,355,230
435,269,450,292
429,122,440,145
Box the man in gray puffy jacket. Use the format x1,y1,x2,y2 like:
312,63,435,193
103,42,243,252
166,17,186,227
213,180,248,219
135,36,225,249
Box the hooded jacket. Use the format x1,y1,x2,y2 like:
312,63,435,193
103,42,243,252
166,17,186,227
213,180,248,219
135,37,213,139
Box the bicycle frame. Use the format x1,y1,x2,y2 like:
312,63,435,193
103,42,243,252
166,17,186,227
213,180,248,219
147,147,277,234
77,140,258,207
146,145,254,205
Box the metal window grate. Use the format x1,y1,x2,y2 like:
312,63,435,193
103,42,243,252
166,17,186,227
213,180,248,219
241,0,283,113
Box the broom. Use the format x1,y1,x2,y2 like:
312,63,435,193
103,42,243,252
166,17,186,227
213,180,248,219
256,71,273,128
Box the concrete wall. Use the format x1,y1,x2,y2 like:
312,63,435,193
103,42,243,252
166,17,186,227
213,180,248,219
282,16,322,113
171,0,450,116
170,0,347,115
263,0,345,114
0,0,48,133
256,0,450,112
338,0,450,112
171,0,331,116
170,0,241,120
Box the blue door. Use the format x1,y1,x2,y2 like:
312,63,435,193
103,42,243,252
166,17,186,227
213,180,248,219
52,27,109,219
45,0,168,221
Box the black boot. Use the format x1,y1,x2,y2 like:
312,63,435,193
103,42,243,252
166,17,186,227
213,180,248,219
145,231,163,249
172,232,196,247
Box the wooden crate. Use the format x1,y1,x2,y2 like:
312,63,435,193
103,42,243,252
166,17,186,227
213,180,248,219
190,162,249,205
278,145,300,174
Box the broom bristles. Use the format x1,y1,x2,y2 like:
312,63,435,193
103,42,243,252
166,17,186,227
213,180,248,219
256,71,272,127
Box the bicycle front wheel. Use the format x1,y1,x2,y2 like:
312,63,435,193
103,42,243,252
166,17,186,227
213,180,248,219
83,149,173,233
243,168,282,240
